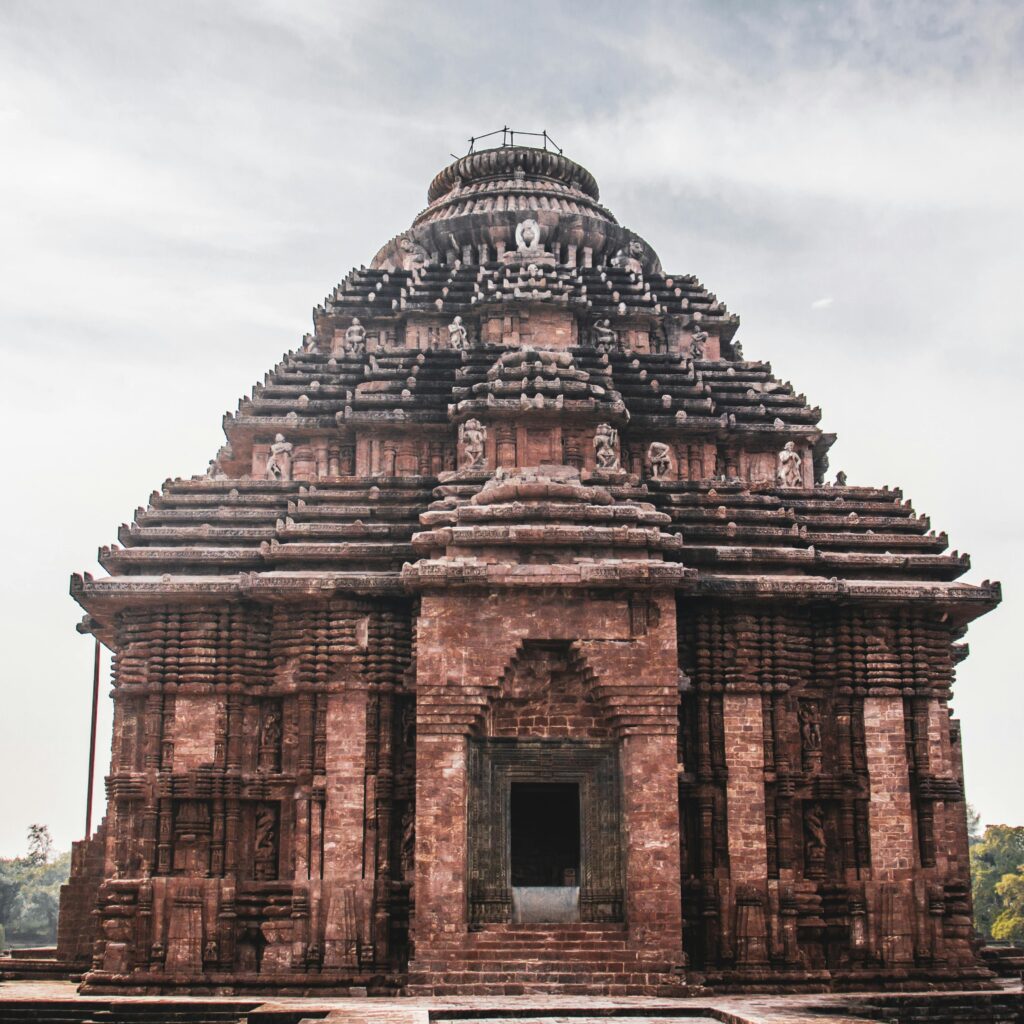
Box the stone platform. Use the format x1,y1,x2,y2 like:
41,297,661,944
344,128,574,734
0,979,1022,1023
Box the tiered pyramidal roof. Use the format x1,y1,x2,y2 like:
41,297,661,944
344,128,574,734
72,144,999,636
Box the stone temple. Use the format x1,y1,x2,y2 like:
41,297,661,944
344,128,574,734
58,142,1000,998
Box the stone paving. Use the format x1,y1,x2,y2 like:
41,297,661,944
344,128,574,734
1,978,1022,1023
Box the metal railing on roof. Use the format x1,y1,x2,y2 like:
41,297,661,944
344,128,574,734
462,128,563,156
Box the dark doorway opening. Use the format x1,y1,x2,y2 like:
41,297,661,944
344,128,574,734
510,782,580,886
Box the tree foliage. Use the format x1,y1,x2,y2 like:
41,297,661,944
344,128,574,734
970,823,1024,944
0,826,70,949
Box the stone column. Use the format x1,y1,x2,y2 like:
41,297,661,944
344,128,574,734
723,693,769,967
621,727,684,957
863,697,914,880
413,733,468,944
321,685,369,967
863,696,915,966
723,694,767,880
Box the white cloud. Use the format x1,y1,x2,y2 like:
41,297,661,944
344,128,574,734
810,297,834,309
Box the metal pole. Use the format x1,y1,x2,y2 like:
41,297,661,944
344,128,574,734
85,639,100,839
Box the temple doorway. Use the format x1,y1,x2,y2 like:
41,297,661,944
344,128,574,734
467,739,624,925
510,782,580,887
510,781,581,923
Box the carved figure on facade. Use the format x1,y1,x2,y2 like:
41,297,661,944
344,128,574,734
515,217,543,253
400,804,415,881
835,469,848,486
777,441,803,488
254,806,277,880
459,418,487,470
258,706,282,773
611,238,645,271
799,701,822,753
344,318,367,355
690,324,709,360
593,423,620,471
448,315,470,350
647,441,673,479
398,233,429,270
592,319,616,352
265,434,293,481
804,803,827,877
799,701,823,772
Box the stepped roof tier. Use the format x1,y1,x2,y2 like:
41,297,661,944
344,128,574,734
71,144,998,637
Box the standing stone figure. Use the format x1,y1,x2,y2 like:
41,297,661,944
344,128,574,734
647,441,673,479
593,423,620,471
690,324,709,360
777,441,803,488
804,803,827,858
592,319,616,352
459,418,487,470
265,434,293,481
448,315,469,350
344,318,367,355
835,470,848,486
798,702,822,754
254,807,277,880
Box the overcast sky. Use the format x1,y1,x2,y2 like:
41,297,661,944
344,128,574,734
1,0,1021,857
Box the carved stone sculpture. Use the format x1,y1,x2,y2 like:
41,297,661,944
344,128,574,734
835,469,848,486
777,441,803,488
344,318,366,355
799,702,822,753
611,239,645,271
459,418,487,470
593,424,619,471
690,325,709,360
799,701,823,772
258,706,282,773
448,316,469,350
804,803,827,858
592,319,616,352
265,434,293,481
398,233,428,270
647,441,672,480
515,217,543,253
254,806,277,881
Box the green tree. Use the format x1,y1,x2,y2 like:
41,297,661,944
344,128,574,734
0,826,70,947
991,872,1024,943
971,824,1024,941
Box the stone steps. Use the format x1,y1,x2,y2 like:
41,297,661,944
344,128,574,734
408,923,684,997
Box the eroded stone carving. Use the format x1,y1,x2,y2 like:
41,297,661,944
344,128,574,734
592,319,616,352
448,316,469,350
265,434,293,481
690,324,709,360
344,318,366,355
254,804,278,881
515,217,543,253
593,424,620,471
647,441,672,479
777,441,803,488
459,418,487,470
398,233,429,270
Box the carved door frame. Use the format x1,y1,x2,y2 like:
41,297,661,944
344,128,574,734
467,738,624,925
